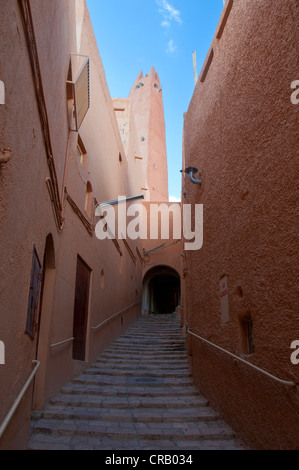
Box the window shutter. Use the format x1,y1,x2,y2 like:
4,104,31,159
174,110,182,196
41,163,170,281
25,247,42,338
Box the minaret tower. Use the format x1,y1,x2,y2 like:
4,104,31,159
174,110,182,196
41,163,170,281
129,67,169,202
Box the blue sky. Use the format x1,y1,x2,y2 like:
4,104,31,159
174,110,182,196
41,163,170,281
86,0,224,201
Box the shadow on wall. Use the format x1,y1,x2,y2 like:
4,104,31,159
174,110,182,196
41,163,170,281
142,266,180,315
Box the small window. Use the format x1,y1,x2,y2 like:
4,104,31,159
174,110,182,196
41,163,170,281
77,135,87,169
85,182,93,218
100,269,105,289
247,319,255,355
25,247,42,339
240,315,255,355
67,56,90,131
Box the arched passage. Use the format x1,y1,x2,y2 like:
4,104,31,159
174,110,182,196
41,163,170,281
33,234,56,409
142,266,180,315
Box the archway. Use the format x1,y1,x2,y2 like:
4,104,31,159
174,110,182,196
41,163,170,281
142,266,180,315
33,234,56,409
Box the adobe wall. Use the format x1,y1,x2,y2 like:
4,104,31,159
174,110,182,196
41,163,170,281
30,0,144,407
183,0,299,449
0,0,142,449
0,0,73,449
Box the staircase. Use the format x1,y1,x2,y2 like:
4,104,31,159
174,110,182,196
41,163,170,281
29,313,243,450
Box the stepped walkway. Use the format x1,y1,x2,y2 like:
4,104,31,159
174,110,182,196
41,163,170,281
29,313,244,450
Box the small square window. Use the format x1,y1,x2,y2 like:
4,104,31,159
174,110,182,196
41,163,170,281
77,135,87,169
239,315,255,355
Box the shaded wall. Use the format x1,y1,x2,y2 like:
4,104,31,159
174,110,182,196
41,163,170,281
182,0,299,449
0,0,142,449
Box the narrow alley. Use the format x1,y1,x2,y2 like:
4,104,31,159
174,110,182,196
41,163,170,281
0,0,298,451
28,314,244,450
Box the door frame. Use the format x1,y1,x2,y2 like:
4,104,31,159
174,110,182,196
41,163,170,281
72,255,92,362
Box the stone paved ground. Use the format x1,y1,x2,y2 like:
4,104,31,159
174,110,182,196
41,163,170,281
28,313,245,450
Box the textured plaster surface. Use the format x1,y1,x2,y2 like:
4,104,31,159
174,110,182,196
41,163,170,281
183,0,299,450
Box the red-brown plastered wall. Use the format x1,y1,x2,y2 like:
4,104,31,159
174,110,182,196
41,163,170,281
183,0,299,449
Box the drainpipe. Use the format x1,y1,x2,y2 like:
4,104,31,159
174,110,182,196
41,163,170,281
181,167,202,185
96,195,145,208
61,131,72,208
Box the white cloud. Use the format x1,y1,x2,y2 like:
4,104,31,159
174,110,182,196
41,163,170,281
161,19,170,29
169,195,181,202
156,0,182,27
167,39,177,54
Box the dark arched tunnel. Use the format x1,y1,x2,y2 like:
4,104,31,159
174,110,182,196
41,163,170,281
142,266,181,315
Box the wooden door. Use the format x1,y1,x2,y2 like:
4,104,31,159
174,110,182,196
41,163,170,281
72,256,91,361
26,247,42,339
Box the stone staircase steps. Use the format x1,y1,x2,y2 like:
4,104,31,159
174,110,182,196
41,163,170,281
28,313,243,450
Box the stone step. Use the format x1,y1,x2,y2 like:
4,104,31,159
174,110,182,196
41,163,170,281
103,345,186,352
120,331,183,336
49,393,209,409
30,418,235,441
82,367,192,378
60,383,201,397
98,352,189,362
72,374,195,387
32,405,219,423
111,344,186,348
28,434,243,451
125,330,182,336
93,359,190,369
107,336,185,343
